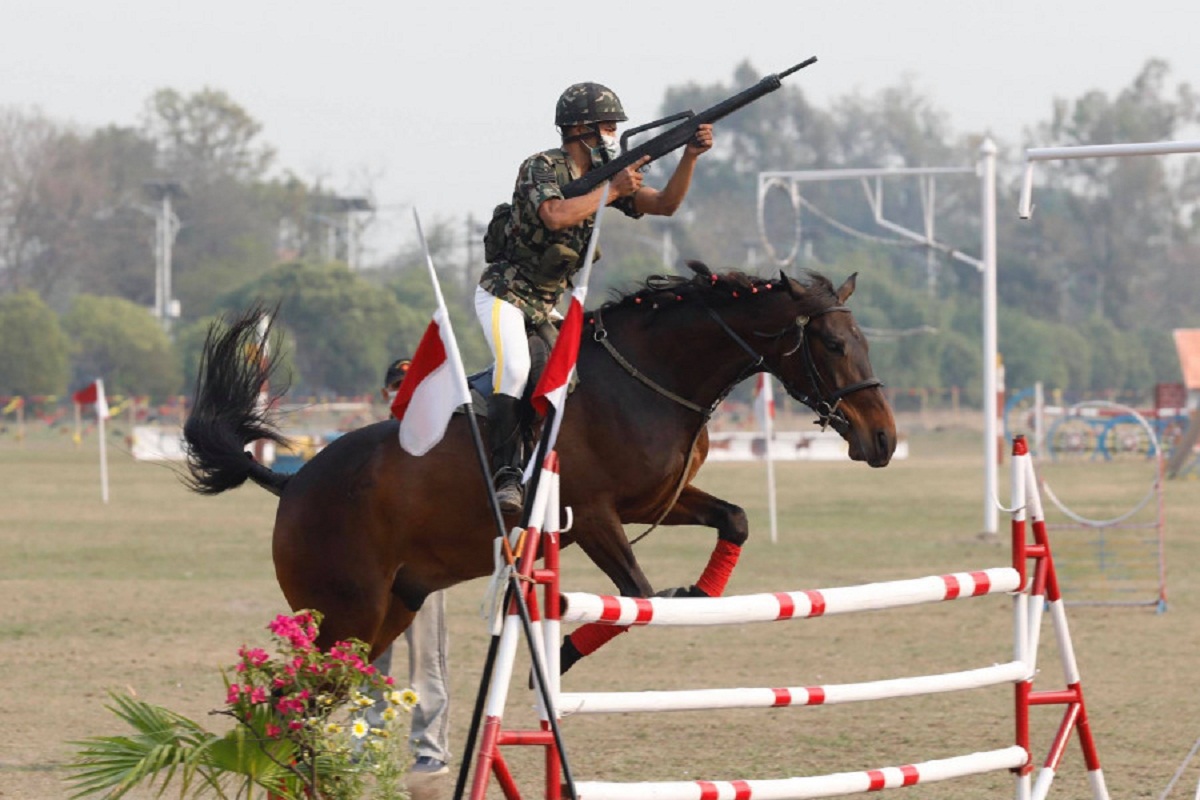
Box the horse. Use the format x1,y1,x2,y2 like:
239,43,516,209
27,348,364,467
182,261,896,663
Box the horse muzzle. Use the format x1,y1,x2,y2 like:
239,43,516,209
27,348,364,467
834,396,896,467
846,424,896,467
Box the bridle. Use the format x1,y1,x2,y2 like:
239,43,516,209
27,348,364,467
591,301,883,431
748,305,883,431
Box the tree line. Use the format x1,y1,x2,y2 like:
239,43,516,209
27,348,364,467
2,62,1197,404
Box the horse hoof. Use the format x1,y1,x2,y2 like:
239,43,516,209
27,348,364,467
654,584,709,598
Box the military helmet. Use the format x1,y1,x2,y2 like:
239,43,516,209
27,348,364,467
555,82,627,128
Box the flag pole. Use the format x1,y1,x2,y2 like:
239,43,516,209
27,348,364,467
98,404,110,504
759,375,777,544
97,378,110,504
411,210,577,800
411,209,509,546
521,182,611,518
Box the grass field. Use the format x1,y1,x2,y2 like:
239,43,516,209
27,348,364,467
2,423,1199,799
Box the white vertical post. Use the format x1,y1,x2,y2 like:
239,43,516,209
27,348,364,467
98,409,109,504
1034,382,1045,459
764,414,778,546
981,139,999,536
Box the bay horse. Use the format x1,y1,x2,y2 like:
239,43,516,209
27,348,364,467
182,261,896,663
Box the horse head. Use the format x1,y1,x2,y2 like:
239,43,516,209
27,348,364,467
686,261,896,468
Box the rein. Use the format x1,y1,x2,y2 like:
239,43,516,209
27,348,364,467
591,299,881,545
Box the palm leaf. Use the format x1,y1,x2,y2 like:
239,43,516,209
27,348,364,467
65,692,223,799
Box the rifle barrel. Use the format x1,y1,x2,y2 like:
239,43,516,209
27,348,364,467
777,56,818,81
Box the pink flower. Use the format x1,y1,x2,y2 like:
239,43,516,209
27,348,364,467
288,720,304,731
249,687,268,705
239,647,269,666
265,723,282,739
268,614,317,651
226,685,241,705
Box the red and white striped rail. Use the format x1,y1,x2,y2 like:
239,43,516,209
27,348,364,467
559,660,1030,715
560,567,1018,627
574,746,1029,800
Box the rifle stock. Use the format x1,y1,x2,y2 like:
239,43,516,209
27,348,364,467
560,56,817,199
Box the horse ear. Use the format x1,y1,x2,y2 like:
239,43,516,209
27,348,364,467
781,270,804,299
836,273,858,304
685,261,711,278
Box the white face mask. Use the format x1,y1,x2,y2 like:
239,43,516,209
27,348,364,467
589,133,621,168
385,389,398,404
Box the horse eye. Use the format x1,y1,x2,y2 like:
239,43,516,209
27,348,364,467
822,337,845,355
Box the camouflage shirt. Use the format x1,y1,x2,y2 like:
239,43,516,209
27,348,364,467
480,147,640,325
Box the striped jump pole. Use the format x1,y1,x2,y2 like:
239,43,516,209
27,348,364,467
560,567,1019,627
573,747,1031,800
470,436,1108,800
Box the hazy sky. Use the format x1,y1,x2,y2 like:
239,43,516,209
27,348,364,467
5,1,1200,259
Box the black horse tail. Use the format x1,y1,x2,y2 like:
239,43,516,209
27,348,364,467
182,305,291,498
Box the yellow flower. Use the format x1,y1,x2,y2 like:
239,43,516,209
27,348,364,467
388,688,419,709
381,707,398,722
351,718,369,739
352,691,373,708
325,722,343,735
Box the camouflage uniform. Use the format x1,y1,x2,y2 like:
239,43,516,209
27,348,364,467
479,148,640,325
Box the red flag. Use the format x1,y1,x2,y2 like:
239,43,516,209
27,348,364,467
390,305,471,456
72,379,110,420
531,287,585,418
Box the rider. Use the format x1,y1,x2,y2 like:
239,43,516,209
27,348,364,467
476,81,713,512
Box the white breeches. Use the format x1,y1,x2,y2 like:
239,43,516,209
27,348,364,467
474,286,531,399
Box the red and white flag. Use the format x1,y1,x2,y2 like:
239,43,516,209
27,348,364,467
390,211,472,457
72,379,110,420
530,184,611,455
753,373,775,427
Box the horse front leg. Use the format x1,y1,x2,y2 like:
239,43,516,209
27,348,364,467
559,511,656,675
655,484,748,598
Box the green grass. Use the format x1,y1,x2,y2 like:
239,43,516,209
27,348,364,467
2,426,1199,798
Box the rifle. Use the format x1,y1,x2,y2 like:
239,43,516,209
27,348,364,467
560,56,817,199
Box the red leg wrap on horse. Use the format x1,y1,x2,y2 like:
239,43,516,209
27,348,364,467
695,540,742,597
567,622,629,656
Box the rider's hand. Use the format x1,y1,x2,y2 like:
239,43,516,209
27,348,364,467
685,123,714,157
610,155,651,198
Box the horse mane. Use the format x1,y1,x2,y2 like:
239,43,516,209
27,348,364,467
597,260,839,316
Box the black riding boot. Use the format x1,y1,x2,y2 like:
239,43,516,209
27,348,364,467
487,394,525,514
